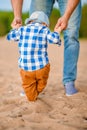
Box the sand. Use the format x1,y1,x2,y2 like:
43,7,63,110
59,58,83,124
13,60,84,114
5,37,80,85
0,37,87,130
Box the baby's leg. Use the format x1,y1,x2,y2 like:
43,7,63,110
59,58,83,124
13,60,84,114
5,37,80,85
36,64,50,93
20,69,38,101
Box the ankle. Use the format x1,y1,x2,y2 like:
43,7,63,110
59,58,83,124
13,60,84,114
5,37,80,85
64,81,78,96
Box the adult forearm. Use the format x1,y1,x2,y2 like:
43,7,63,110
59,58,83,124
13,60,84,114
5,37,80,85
54,0,80,31
11,0,23,18
64,0,80,20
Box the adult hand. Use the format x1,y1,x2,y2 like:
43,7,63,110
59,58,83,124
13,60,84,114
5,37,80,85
54,15,69,31
11,17,22,29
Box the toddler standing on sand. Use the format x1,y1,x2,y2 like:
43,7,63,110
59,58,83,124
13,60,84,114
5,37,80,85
7,11,61,101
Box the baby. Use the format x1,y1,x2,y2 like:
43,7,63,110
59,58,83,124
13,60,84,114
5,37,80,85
7,11,61,101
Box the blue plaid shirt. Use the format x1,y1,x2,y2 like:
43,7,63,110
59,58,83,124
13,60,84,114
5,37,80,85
7,22,61,71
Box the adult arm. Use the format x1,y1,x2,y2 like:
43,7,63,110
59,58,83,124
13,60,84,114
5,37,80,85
54,0,80,31
11,0,23,29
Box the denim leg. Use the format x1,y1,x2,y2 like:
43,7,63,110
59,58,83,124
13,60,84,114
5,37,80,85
29,0,55,17
58,0,82,85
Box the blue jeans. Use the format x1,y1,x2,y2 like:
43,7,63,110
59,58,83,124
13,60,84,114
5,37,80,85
29,0,81,85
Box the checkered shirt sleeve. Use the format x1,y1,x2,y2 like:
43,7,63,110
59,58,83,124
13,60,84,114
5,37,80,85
47,30,61,46
7,29,21,42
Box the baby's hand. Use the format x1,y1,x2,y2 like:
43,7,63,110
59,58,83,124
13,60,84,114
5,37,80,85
54,26,62,34
11,17,22,29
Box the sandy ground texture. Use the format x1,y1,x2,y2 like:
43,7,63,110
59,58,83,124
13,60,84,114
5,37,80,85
0,37,87,130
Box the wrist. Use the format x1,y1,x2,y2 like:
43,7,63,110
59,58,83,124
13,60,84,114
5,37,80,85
14,13,22,20
14,17,22,20
63,13,70,21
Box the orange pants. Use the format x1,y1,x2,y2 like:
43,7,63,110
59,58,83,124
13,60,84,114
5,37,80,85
20,63,50,101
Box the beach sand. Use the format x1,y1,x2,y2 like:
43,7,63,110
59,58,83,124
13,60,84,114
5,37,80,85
0,37,87,130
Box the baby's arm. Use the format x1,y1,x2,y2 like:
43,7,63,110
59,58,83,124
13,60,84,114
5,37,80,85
7,28,21,42
47,29,61,46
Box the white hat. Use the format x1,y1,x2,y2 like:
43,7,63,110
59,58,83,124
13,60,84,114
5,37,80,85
25,11,49,26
